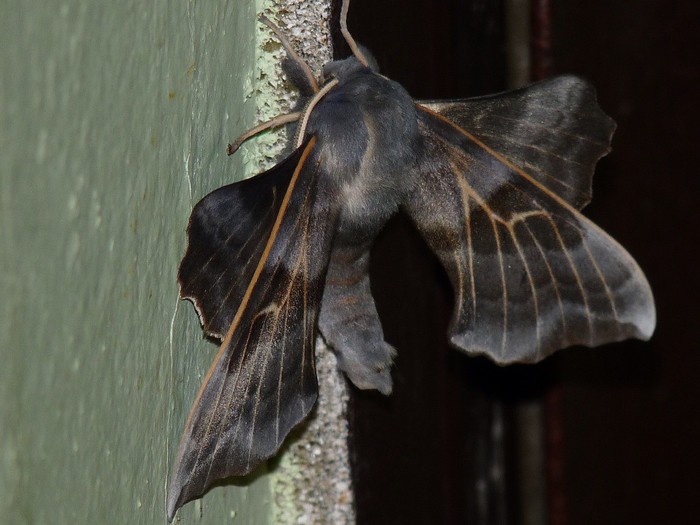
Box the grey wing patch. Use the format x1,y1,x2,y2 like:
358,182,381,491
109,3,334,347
419,75,616,210
402,109,654,364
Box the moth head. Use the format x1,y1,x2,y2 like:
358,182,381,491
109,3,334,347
320,46,379,86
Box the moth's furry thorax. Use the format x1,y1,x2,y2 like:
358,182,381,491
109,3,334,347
307,57,424,240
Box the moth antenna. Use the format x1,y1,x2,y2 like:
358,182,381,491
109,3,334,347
259,15,320,93
295,78,340,147
226,112,303,155
340,0,370,67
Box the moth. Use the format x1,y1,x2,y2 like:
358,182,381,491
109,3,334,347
167,0,655,520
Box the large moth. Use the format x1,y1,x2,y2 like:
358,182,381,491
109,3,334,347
167,0,656,520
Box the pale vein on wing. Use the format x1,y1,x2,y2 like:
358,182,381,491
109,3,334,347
456,172,509,355
545,215,594,343
578,230,622,331
507,221,542,357
185,139,317,483
521,220,567,336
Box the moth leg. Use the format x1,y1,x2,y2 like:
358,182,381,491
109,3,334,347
226,112,302,155
318,241,396,395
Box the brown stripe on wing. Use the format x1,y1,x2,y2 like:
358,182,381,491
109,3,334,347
401,107,654,365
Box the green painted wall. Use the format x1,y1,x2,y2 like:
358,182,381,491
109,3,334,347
0,1,279,523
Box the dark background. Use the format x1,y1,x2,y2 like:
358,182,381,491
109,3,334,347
332,0,700,523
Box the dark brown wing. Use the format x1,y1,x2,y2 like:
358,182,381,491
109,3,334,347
420,75,616,209
403,104,655,364
167,138,339,520
178,145,308,340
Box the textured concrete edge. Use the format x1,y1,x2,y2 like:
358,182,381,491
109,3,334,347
252,1,356,523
